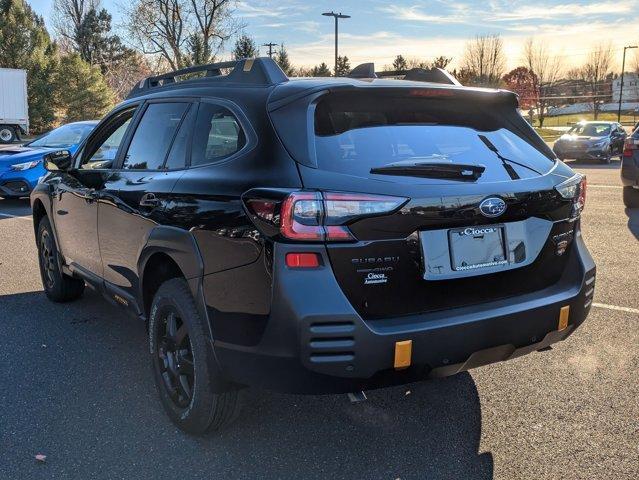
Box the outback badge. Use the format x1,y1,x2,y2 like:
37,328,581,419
479,197,506,218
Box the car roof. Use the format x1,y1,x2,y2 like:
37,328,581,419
124,57,517,109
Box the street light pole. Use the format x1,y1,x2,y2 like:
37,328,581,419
322,11,350,76
618,45,638,122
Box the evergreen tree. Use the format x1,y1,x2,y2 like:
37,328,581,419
76,7,127,70
55,53,114,122
311,62,331,77
275,44,294,76
392,55,408,71
431,56,452,69
233,34,258,60
0,0,59,132
335,56,350,77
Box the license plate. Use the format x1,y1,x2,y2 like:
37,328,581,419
448,225,508,271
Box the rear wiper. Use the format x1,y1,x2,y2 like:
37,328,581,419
478,135,541,180
370,162,485,181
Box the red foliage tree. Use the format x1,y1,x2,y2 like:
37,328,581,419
502,66,539,110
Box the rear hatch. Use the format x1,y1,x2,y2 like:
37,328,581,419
269,86,580,319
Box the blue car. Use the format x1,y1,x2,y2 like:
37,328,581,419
0,121,97,198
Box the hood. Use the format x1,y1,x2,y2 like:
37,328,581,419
558,134,607,143
0,145,78,166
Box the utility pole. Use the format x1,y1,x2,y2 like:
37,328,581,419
322,11,350,76
618,45,638,122
262,43,277,58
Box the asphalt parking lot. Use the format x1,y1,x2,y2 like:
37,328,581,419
0,160,637,479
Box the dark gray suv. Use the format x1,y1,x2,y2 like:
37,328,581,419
553,121,627,164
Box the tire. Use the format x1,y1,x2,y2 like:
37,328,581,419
0,126,16,144
149,278,242,434
600,147,612,164
37,216,85,302
623,186,639,208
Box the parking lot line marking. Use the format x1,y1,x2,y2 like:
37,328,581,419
0,212,31,220
587,185,622,189
592,302,639,315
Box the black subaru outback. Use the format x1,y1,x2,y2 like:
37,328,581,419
31,58,595,433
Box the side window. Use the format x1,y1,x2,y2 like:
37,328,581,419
191,103,246,167
122,102,189,170
164,105,196,170
80,109,135,170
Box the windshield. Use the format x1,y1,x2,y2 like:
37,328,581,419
314,93,555,180
28,123,95,148
567,123,610,137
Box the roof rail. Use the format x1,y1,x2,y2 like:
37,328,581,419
127,57,288,99
348,62,461,86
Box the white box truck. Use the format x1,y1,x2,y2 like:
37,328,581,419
0,68,29,143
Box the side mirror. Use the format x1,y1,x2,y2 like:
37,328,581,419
43,150,73,172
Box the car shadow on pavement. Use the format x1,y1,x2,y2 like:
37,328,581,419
2,289,493,480
220,373,494,479
625,208,639,240
0,197,31,219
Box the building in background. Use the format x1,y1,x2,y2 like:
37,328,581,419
613,73,639,102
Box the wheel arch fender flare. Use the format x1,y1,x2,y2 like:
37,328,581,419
137,226,205,284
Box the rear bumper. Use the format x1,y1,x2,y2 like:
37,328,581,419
212,232,596,394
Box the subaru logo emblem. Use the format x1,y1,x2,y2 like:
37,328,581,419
479,197,506,218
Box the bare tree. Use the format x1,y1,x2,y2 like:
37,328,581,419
52,0,100,52
580,42,614,119
461,34,505,87
522,37,563,127
122,0,237,71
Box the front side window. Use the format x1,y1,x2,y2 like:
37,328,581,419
80,109,136,170
122,103,189,170
191,103,246,167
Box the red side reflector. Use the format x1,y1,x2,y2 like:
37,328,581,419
285,252,320,268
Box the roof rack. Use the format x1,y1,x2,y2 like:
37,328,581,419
347,62,461,86
127,57,288,99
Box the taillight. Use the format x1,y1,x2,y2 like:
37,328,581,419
279,191,407,242
555,174,586,218
623,137,639,157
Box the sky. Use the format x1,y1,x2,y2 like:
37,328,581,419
28,0,639,71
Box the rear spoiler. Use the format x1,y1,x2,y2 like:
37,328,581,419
348,62,462,86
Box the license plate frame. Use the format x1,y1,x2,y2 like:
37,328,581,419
448,224,508,272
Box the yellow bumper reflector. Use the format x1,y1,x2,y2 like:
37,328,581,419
558,305,570,331
394,340,412,370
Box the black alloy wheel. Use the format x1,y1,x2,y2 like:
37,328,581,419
155,306,195,409
36,216,84,302
39,228,56,290
149,278,242,433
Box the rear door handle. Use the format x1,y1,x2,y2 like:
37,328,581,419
139,193,160,208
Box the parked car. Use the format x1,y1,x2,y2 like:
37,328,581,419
552,121,627,163
0,121,97,198
621,128,639,208
30,58,595,434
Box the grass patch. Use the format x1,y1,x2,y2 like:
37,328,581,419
536,112,638,128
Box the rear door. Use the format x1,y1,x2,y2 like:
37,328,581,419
98,100,195,298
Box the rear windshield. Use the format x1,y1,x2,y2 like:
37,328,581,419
314,92,555,178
